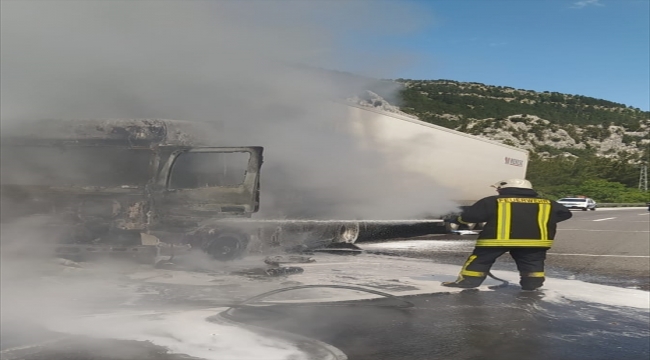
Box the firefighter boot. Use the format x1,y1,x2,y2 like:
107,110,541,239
520,273,545,291
442,276,485,288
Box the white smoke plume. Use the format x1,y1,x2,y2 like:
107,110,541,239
0,2,457,357
1,0,456,220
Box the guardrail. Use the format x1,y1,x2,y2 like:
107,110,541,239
597,203,649,207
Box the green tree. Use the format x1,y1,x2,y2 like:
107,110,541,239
575,179,627,202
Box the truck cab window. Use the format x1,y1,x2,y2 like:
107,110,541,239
169,152,250,189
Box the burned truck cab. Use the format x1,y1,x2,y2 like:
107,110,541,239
0,119,263,262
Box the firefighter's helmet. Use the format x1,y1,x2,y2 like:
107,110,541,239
491,179,533,190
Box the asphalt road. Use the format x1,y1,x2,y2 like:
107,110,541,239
550,208,650,278
361,208,650,289
5,288,649,360
226,288,649,360
2,208,648,360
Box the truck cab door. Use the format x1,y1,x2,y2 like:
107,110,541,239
152,146,263,230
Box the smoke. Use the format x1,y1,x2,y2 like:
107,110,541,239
0,2,457,358
1,0,455,220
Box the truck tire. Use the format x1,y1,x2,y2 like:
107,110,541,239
445,222,460,233
202,232,249,261
333,223,361,244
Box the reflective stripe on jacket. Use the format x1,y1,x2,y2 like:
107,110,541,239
458,188,573,248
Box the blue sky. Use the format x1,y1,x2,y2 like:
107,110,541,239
345,0,649,111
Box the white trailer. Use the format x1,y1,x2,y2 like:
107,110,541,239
250,102,530,246
344,103,529,204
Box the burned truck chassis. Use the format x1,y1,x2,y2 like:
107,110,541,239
0,119,265,262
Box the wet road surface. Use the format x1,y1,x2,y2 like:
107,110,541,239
0,336,199,360
226,288,649,360
2,208,648,360
4,288,648,360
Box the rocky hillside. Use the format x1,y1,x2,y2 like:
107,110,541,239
394,79,650,162
459,114,649,160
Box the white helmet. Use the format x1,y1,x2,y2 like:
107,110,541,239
491,179,533,190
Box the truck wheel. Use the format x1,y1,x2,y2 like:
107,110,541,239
445,222,459,233
202,232,248,261
334,223,361,244
582,208,588,211
589,208,596,211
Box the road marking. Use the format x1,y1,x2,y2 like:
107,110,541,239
571,219,642,222
639,213,650,216
558,229,650,232
547,253,650,258
370,248,650,258
593,217,616,222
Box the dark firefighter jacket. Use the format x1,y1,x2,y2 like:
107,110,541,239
458,187,573,248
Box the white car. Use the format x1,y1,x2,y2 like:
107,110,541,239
557,197,597,211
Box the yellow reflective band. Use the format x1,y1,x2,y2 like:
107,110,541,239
537,203,551,240
500,198,551,204
496,200,512,240
457,216,472,225
496,201,505,238
522,272,545,278
461,269,486,277
458,255,486,278
462,255,477,268
475,239,554,247
504,202,512,239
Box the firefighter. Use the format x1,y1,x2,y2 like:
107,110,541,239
443,179,573,291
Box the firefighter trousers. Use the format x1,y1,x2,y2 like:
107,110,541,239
457,247,548,290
